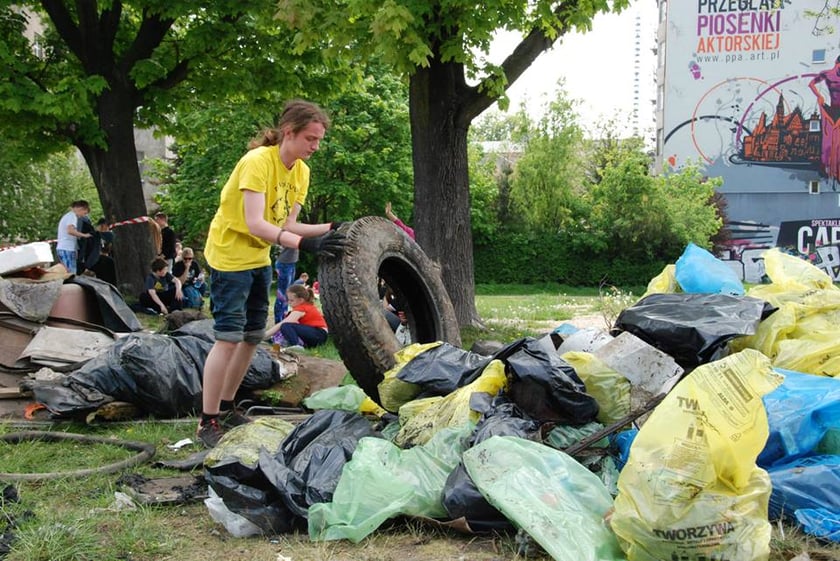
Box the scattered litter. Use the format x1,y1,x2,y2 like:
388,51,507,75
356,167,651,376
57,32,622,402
166,438,194,451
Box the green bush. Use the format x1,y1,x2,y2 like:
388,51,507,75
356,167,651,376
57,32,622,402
473,229,668,287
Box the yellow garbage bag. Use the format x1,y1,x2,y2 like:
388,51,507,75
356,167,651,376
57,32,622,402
610,349,783,561
642,264,679,297
377,342,441,412
763,248,837,291
733,278,840,375
393,360,507,448
561,351,631,425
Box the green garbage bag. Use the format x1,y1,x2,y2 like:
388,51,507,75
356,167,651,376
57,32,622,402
464,435,626,561
308,423,473,542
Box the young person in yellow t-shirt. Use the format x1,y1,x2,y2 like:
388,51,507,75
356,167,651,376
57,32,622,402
197,99,346,447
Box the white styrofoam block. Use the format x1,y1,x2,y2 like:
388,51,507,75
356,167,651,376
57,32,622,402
556,327,614,355
0,242,54,276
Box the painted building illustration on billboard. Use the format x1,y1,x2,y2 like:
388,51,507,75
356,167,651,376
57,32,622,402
655,0,840,282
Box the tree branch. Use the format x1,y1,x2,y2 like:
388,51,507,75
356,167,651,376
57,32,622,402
462,4,577,122
41,0,84,63
120,9,175,73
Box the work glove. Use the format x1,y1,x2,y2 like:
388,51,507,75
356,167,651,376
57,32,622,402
329,221,347,231
298,231,347,259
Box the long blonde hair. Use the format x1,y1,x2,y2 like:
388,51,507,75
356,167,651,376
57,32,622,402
248,100,330,149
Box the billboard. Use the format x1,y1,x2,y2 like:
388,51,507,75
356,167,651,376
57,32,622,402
662,0,840,281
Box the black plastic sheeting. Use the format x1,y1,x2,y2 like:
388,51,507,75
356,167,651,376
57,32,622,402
258,410,380,519
395,335,597,425
613,293,776,369
205,410,380,533
395,339,529,398
66,276,143,333
25,320,284,418
442,394,541,532
506,335,600,425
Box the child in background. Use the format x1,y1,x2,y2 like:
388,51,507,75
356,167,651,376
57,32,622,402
265,284,328,349
138,258,183,315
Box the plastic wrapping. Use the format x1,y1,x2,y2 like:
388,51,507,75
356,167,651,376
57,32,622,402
561,351,631,425
506,335,599,424
641,263,679,297
442,396,541,532
308,424,473,542
28,325,283,418
674,242,745,295
259,410,379,519
759,368,840,468
611,350,783,561
377,342,441,412
767,455,840,522
762,247,836,290
393,360,507,448
613,293,774,368
463,436,625,561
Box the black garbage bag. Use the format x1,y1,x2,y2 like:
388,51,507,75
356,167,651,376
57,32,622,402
25,337,137,416
204,467,298,535
613,293,776,368
119,333,205,417
443,394,541,532
258,409,380,519
170,319,281,389
170,318,216,343
396,339,530,398
506,335,599,425
27,329,285,418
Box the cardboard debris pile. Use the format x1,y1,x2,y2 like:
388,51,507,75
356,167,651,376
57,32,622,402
0,245,287,419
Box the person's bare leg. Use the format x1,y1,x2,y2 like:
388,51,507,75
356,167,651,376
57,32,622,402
202,340,237,415
220,341,259,402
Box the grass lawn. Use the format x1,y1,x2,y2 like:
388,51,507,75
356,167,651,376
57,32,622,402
0,284,836,561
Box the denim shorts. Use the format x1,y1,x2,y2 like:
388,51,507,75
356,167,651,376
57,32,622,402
57,249,77,273
209,265,271,344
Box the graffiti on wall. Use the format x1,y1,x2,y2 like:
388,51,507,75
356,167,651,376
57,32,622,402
720,217,840,282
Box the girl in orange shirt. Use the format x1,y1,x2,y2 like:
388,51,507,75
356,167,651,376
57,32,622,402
266,283,328,348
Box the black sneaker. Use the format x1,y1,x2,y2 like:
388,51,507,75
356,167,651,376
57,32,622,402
196,417,224,448
219,409,252,428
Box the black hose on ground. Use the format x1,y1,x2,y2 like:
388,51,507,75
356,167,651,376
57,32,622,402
0,431,156,481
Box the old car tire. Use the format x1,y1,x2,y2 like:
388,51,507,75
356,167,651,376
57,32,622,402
319,217,461,404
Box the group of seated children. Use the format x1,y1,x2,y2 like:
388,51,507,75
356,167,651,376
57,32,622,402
138,253,331,352
137,247,207,314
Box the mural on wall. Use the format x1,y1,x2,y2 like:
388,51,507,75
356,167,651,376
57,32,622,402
663,0,840,278
720,217,840,282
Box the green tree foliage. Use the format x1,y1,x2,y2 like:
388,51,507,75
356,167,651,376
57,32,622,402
0,143,99,246
308,68,414,225
0,1,346,294
154,64,414,253
467,143,499,243
276,0,630,326
470,87,723,281
587,147,672,259
509,89,587,232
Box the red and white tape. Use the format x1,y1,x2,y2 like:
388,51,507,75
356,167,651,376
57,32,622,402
0,215,153,251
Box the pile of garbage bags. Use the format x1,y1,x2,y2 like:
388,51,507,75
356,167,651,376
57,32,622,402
24,319,286,418
203,245,840,560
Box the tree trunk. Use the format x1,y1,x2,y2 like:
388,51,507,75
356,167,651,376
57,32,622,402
77,91,156,300
409,62,482,327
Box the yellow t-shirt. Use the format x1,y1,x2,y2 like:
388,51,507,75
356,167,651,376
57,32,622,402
204,145,310,271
